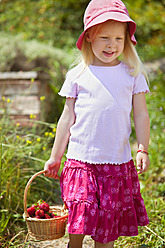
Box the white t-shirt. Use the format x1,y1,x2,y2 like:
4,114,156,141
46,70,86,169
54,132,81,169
59,61,149,164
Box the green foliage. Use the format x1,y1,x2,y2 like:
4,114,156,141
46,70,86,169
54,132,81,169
126,71,165,248
0,0,164,59
0,32,73,72
0,100,66,245
0,0,88,49
0,33,24,71
127,0,165,61
140,72,165,181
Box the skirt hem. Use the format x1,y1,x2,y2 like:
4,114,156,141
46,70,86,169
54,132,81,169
61,159,149,244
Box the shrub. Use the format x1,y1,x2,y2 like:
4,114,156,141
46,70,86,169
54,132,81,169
0,99,66,246
0,32,74,72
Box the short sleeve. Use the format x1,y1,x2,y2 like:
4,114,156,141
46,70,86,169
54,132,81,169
133,73,150,95
58,71,77,98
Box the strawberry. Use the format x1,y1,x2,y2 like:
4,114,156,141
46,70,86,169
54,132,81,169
39,202,49,213
45,214,51,219
32,203,38,209
37,199,45,205
27,206,36,217
35,215,41,219
53,215,61,218
48,211,55,218
35,209,45,218
47,212,61,218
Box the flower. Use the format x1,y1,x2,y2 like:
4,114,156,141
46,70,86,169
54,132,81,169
48,132,55,138
42,147,46,151
45,132,49,136
16,123,20,127
37,138,41,142
31,78,35,83
7,99,11,103
40,96,45,101
2,96,5,101
16,135,20,139
26,140,32,145
30,114,36,119
53,128,56,132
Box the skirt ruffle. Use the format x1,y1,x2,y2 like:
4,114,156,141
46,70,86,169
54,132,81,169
60,159,149,244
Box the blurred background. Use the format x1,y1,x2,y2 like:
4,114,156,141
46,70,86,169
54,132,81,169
0,0,164,247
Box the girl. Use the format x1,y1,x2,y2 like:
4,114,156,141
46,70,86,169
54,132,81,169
44,0,150,247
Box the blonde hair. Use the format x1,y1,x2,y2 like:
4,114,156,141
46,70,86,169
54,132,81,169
122,31,149,81
76,21,149,82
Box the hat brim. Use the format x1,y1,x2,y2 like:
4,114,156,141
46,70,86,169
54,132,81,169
76,12,137,50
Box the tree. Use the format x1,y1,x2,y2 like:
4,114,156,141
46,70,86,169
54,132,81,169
0,0,164,59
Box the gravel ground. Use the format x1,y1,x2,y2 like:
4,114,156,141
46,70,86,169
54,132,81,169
26,230,94,248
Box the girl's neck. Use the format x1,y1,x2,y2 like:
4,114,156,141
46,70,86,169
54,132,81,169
91,58,121,67
90,60,121,67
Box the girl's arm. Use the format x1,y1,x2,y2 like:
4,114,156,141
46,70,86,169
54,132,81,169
44,98,76,178
133,92,150,174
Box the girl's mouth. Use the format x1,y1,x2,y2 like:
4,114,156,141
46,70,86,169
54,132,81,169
103,51,115,57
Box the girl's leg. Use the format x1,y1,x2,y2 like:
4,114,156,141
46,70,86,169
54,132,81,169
95,241,115,248
69,233,85,248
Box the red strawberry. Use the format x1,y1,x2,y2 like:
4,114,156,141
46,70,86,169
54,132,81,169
48,211,55,218
53,215,61,218
45,214,51,219
35,215,41,219
37,199,45,205
27,206,36,217
39,202,49,213
32,203,38,209
35,209,45,218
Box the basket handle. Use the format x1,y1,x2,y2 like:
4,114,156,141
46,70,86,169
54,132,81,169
23,170,60,218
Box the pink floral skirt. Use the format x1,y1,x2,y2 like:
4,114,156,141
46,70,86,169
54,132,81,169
60,159,149,244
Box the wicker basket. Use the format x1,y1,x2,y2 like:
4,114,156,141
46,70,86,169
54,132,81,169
23,170,68,241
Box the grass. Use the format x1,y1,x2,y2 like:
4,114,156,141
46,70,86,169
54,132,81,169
0,70,165,247
120,71,165,248
0,97,66,247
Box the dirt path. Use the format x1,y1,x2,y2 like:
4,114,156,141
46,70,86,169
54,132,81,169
26,231,94,248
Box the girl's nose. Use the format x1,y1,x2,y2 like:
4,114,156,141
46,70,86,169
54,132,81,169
107,39,115,48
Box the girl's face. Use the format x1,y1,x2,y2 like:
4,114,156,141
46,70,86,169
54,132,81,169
86,21,126,66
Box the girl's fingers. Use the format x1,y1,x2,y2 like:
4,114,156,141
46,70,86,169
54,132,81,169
44,170,51,177
45,170,57,179
142,160,149,173
137,158,149,174
136,158,142,173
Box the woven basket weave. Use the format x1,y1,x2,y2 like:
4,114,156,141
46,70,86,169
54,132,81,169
23,170,68,241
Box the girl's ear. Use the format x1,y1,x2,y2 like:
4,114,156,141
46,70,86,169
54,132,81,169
85,32,91,42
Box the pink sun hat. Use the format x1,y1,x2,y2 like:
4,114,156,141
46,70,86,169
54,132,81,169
76,0,137,50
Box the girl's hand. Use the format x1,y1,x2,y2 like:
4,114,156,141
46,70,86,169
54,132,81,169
136,152,150,174
44,158,61,179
